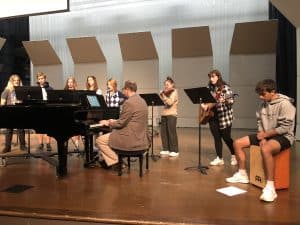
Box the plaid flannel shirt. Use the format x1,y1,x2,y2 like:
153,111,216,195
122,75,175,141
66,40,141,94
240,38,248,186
209,84,234,129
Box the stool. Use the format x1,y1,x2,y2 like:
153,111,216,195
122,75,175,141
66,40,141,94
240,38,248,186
114,149,149,177
249,145,290,189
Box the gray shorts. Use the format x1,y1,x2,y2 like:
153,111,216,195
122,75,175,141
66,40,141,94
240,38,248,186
248,134,291,151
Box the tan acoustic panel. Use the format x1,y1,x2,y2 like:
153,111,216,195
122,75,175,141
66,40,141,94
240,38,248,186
271,0,300,27
0,37,6,50
230,20,278,55
172,26,212,58
118,31,158,61
74,63,107,91
66,36,106,63
22,40,62,65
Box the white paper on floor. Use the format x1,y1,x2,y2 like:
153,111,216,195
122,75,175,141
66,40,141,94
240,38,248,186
216,186,247,197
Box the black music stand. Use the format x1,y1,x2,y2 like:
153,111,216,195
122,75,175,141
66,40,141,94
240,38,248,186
184,87,216,175
140,93,164,161
15,86,43,103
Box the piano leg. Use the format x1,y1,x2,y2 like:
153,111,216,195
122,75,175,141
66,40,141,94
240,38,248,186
56,139,68,178
84,134,96,167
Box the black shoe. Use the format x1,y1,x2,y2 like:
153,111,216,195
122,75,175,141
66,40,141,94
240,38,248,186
37,144,44,151
91,151,98,160
1,147,11,153
112,161,127,171
20,145,27,151
46,143,52,152
98,160,111,169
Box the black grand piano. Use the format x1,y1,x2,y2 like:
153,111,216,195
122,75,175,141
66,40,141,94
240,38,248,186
0,88,119,178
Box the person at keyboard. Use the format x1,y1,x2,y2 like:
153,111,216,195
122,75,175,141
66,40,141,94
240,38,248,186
35,72,53,151
95,80,149,168
1,74,27,153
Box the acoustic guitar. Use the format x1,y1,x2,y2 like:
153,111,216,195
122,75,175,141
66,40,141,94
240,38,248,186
199,103,216,125
199,93,238,125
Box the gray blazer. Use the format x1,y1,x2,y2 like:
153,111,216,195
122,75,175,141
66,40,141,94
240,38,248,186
108,94,149,151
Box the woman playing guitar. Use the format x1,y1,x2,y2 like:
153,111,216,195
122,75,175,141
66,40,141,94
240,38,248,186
201,69,237,166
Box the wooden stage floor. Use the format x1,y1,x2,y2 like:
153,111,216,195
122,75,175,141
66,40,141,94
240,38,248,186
0,128,299,225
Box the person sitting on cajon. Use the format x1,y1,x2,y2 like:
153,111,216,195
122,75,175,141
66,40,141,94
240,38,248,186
226,79,296,202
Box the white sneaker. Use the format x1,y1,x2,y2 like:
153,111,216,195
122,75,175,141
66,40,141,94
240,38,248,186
169,152,179,157
210,157,224,166
260,187,277,202
226,172,249,184
231,155,238,166
160,150,169,155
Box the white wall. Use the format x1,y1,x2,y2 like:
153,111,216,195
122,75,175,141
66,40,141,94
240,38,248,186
230,54,276,129
30,0,269,82
29,0,270,128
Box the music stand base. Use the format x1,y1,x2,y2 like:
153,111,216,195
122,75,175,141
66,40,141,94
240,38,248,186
151,154,160,161
184,164,209,175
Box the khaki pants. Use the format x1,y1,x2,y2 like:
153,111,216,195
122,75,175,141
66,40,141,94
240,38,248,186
95,133,118,166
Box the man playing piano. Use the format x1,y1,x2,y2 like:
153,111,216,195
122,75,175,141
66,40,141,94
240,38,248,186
95,80,149,168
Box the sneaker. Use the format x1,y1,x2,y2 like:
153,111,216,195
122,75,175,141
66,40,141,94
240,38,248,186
160,150,169,155
260,187,278,202
46,143,52,152
210,157,224,166
169,152,179,157
231,155,238,166
226,172,249,184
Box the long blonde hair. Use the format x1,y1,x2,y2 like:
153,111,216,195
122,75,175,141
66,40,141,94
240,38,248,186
6,74,23,91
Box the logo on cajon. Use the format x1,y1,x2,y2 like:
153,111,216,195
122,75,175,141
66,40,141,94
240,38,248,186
255,175,263,183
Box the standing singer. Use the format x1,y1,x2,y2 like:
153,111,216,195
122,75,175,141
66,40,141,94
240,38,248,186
105,78,126,107
159,76,179,157
1,74,26,153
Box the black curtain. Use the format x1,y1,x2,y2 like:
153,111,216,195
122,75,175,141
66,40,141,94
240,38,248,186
269,3,297,104
0,17,30,91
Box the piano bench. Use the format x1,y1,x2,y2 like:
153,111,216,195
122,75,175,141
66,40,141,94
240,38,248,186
113,149,149,177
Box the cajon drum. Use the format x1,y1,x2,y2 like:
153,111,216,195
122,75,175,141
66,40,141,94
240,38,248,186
250,145,290,189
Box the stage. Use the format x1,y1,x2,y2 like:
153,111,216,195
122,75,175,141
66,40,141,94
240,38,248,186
0,128,299,225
